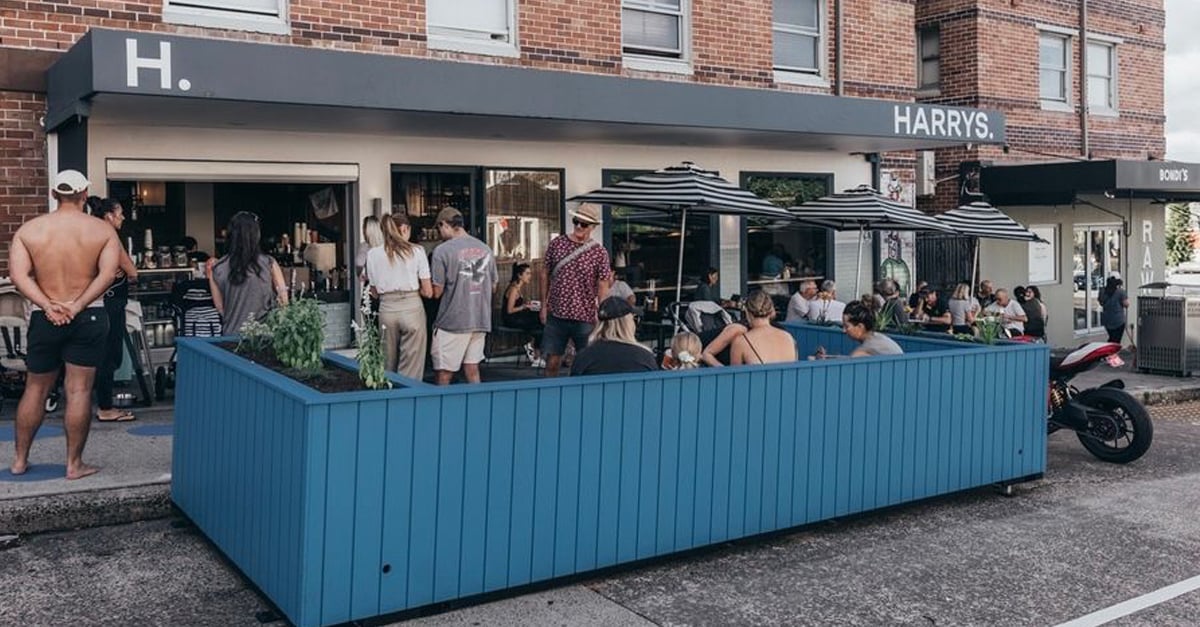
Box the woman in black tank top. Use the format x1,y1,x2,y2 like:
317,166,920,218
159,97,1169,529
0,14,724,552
90,197,138,422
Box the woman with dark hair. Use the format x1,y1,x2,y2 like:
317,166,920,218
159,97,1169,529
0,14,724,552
209,211,288,335
1020,284,1048,340
503,262,545,367
694,267,720,302
819,301,903,358
1100,275,1129,343
92,198,139,422
366,213,432,380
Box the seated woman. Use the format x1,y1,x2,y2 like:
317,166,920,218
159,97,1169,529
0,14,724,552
730,290,798,365
663,331,702,370
502,263,545,367
823,301,903,357
570,297,659,376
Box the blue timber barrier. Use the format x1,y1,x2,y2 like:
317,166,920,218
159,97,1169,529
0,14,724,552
172,327,1048,627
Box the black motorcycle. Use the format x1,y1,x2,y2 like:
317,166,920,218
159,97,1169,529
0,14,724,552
1047,342,1153,464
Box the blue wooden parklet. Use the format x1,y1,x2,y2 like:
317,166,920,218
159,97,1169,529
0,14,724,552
172,326,1048,627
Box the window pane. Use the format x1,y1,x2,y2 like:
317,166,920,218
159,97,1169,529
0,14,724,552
427,0,510,36
1039,35,1065,68
920,29,939,59
775,0,819,29
1073,228,1088,331
920,60,940,87
483,169,562,311
1040,69,1065,100
624,0,680,9
1087,43,1112,75
623,8,681,52
1088,76,1112,108
173,0,281,15
774,30,819,71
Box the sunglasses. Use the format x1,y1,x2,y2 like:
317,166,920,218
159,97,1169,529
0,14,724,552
572,219,596,228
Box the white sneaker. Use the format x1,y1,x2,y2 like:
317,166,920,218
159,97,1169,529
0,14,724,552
524,342,537,362
531,357,546,369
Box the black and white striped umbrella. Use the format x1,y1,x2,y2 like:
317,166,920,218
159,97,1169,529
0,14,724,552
568,162,791,313
567,162,793,219
935,201,1045,242
788,185,956,233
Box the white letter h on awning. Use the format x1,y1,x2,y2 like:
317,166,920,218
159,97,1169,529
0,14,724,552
126,39,172,90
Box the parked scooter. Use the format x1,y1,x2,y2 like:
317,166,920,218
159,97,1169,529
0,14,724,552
1047,342,1153,463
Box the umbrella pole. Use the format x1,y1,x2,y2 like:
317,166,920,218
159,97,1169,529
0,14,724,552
855,225,865,297
675,208,688,334
972,239,980,292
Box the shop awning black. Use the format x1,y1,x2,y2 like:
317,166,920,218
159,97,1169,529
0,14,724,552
47,28,1007,153
981,160,1200,206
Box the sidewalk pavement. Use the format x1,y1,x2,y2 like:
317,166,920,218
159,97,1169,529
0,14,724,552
0,351,1196,536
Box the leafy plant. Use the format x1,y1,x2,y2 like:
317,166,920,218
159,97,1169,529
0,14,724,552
874,305,895,332
976,316,1004,345
268,298,325,373
236,318,274,355
352,289,391,390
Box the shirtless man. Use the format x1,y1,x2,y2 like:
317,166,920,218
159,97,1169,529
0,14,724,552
9,170,120,480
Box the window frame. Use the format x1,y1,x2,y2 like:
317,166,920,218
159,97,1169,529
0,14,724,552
772,0,826,85
1038,30,1073,111
622,0,692,75
161,0,289,35
1085,39,1119,115
917,25,940,94
426,0,520,58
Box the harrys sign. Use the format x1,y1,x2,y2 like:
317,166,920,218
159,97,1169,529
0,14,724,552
894,105,996,141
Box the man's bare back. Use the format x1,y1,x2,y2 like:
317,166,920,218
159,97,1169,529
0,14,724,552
14,211,116,307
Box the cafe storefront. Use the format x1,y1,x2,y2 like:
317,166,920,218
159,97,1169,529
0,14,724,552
46,28,1008,346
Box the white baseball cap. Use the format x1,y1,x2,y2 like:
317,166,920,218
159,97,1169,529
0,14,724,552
52,169,90,194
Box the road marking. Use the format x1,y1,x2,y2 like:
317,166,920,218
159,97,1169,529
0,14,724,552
1054,574,1200,627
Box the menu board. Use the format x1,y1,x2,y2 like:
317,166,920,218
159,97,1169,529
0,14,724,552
1028,225,1057,284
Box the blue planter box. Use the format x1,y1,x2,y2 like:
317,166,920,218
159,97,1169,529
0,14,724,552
172,327,1048,627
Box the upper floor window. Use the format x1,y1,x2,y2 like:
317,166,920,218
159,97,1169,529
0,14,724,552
162,0,288,34
1039,32,1070,105
917,26,940,92
622,0,690,74
773,0,823,75
1086,41,1117,112
427,0,518,57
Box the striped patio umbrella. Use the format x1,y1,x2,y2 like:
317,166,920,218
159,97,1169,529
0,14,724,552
568,162,791,308
935,201,1047,290
789,185,956,295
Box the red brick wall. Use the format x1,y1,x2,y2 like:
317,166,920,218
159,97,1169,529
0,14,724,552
841,0,916,100
0,90,46,275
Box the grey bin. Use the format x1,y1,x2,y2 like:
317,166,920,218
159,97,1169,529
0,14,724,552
1136,282,1200,376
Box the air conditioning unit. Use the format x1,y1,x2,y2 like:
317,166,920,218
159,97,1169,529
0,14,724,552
916,151,936,197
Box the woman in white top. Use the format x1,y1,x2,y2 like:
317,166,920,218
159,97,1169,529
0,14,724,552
357,216,385,314
806,279,846,325
366,213,432,380
947,282,978,335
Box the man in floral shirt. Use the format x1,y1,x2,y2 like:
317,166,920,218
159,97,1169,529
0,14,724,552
539,203,612,377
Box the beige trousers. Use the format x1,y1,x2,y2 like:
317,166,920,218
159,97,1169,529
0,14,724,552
378,291,427,381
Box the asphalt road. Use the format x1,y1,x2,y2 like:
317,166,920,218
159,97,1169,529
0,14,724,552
3,406,1200,627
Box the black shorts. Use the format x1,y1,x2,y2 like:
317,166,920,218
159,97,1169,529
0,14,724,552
26,308,110,374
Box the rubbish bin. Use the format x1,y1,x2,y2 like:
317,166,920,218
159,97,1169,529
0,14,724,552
1136,282,1200,376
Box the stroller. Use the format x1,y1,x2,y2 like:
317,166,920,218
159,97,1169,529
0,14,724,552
0,280,62,415
154,278,222,399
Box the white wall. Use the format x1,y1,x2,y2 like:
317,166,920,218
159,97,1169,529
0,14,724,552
978,197,1166,347
86,121,872,295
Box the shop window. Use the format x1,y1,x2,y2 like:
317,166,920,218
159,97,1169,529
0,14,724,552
603,169,712,303
622,0,691,74
917,26,940,92
1073,225,1122,334
1086,41,1117,112
426,0,519,57
741,172,831,292
162,0,289,35
773,0,824,82
1039,32,1071,108
482,169,563,310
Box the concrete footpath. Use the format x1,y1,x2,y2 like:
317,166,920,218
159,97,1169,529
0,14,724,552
0,350,1191,536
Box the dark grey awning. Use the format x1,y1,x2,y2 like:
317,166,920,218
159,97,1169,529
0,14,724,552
981,160,1200,206
47,29,1006,152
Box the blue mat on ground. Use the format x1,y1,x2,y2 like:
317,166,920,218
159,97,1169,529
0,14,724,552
0,464,67,482
127,424,174,437
0,425,64,442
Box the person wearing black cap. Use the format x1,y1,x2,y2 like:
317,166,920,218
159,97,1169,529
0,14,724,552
9,169,121,480
570,296,658,376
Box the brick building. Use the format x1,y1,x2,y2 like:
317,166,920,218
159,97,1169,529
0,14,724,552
0,1,1186,346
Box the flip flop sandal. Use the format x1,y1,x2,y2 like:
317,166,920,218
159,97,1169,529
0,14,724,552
96,411,136,423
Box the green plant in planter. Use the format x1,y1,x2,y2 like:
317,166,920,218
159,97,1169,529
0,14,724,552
874,306,895,332
976,316,1003,345
236,318,274,355
269,299,325,373
352,289,391,390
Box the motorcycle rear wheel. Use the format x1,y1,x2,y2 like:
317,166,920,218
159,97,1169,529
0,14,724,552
1074,387,1153,464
